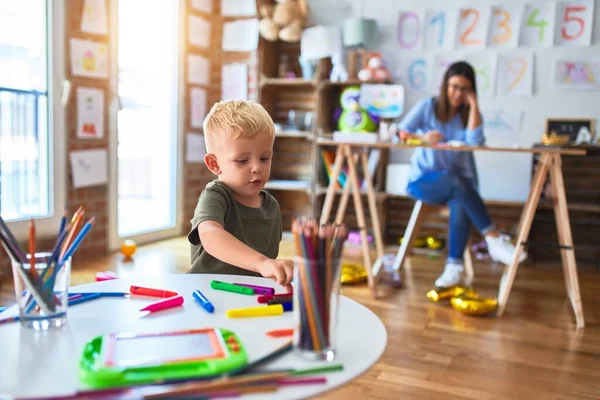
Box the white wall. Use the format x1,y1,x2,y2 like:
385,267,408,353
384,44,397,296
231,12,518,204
307,0,600,202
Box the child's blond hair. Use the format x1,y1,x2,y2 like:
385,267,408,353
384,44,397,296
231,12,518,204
203,100,275,152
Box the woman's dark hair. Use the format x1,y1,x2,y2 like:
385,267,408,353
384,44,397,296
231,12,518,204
435,61,477,126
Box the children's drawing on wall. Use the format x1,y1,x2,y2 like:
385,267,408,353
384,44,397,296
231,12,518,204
76,87,104,139
482,109,524,147
190,88,207,128
70,38,108,79
553,59,600,91
81,0,108,35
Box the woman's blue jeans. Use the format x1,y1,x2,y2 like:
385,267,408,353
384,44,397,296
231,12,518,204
407,172,494,263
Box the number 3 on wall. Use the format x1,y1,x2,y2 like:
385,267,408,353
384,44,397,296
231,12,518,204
562,5,586,40
492,9,512,45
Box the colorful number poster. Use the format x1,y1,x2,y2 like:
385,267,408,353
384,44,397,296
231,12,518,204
519,2,556,47
76,87,104,139
70,38,108,79
397,11,425,50
430,53,464,94
424,9,457,50
465,53,498,97
488,6,523,48
400,56,431,92
555,0,595,46
456,7,491,49
496,53,534,96
190,87,207,128
553,58,600,91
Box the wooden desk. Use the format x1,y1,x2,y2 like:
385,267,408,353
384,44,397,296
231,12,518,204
317,139,586,328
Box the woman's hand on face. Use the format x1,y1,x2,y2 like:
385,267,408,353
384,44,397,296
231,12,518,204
464,91,478,108
423,130,444,144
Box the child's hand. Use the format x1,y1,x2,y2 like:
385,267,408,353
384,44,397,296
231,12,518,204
259,259,294,285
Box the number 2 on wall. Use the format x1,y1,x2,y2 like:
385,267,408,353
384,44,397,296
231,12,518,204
492,9,512,45
526,8,548,43
460,9,482,45
562,5,586,40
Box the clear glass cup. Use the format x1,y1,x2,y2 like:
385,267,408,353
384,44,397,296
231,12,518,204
12,252,71,330
292,256,342,362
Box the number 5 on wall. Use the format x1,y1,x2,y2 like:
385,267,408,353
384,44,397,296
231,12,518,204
556,1,594,46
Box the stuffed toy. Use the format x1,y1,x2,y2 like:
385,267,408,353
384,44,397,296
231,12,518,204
259,0,308,42
358,53,392,82
335,86,377,133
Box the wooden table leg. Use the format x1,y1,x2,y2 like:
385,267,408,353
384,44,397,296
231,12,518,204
515,153,547,236
343,145,375,297
497,153,551,316
360,152,385,260
334,154,357,225
391,200,425,272
320,146,345,225
549,154,585,328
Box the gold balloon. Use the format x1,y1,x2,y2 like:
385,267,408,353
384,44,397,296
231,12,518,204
450,296,498,316
426,236,443,250
340,262,368,284
427,286,478,302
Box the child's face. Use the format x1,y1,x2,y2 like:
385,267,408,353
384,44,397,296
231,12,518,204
215,133,273,198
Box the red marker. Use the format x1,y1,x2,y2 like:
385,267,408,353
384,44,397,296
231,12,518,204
266,328,294,338
257,293,293,304
130,285,178,298
139,295,184,317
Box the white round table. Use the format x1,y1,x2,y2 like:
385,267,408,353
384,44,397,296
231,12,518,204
0,274,387,399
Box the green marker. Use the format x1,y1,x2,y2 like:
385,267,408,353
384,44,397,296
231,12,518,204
211,280,254,295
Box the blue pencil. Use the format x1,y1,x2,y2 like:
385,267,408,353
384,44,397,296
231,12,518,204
0,215,27,262
69,293,101,306
70,292,129,298
59,208,67,235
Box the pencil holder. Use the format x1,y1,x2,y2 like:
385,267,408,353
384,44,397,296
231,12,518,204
292,256,343,362
11,252,71,330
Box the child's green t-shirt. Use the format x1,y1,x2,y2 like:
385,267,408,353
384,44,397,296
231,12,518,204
187,180,282,275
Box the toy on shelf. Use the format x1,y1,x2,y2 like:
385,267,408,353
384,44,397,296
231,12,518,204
335,86,377,133
259,0,308,42
330,52,348,82
358,53,391,82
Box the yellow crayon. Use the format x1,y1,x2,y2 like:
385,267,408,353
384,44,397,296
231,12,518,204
226,304,284,318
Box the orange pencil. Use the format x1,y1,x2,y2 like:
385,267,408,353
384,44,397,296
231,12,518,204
28,219,39,279
59,209,84,262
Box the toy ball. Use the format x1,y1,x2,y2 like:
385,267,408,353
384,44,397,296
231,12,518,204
121,240,137,258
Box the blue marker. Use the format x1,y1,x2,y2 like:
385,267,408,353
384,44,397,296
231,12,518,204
193,290,214,313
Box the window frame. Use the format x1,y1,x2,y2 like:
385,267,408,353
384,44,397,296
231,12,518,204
6,0,66,240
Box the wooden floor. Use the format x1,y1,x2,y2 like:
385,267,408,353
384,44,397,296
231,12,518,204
2,237,600,399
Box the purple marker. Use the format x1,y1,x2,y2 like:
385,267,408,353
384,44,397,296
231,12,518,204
233,283,275,296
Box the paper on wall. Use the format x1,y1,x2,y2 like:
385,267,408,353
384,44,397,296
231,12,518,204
429,53,464,94
300,25,342,61
189,15,211,49
221,63,248,101
222,19,259,52
455,6,491,49
221,0,257,17
70,149,108,188
553,58,600,91
81,0,108,35
482,109,524,147
70,38,108,79
519,2,556,47
187,54,210,85
496,53,534,96
190,88,207,128
76,87,104,139
488,5,523,48
555,0,595,46
191,0,213,13
186,133,207,163
465,53,498,97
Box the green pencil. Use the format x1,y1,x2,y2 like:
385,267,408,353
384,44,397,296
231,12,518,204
292,364,344,376
210,280,254,295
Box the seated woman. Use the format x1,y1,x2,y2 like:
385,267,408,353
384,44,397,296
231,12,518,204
397,61,527,288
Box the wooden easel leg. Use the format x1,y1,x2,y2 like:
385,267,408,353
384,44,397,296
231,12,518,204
361,152,385,260
497,154,551,317
550,154,585,328
320,146,344,225
463,242,474,279
391,200,425,271
515,154,547,235
343,145,375,297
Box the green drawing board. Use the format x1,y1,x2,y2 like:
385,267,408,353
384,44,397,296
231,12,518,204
78,327,248,388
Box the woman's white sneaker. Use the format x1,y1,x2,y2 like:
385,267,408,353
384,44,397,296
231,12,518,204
434,262,464,288
485,234,527,266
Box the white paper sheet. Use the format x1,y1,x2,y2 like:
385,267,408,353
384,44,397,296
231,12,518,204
488,6,523,48
300,25,342,61
455,6,491,49
76,87,104,139
221,63,248,101
222,19,259,52
221,0,257,16
496,53,534,96
553,58,600,91
190,88,207,128
482,109,524,147
555,0,595,46
189,15,211,49
187,54,210,85
81,0,108,35
465,53,498,97
424,9,457,50
398,11,425,50
397,54,432,92
186,133,207,163
519,2,556,47
69,149,108,188
191,0,213,13
70,38,108,79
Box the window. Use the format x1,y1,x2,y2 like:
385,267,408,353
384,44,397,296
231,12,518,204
0,0,65,238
